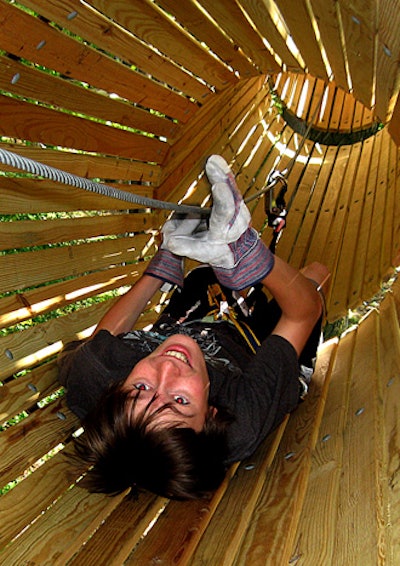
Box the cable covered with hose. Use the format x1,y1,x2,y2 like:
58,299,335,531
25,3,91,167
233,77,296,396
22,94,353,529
0,147,210,217
0,146,289,219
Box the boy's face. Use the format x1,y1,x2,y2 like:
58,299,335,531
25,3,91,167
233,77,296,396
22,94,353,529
123,334,211,431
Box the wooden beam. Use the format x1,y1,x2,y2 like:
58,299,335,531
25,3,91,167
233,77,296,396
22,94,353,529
374,0,400,123
156,0,258,79
0,96,168,163
0,0,196,122
338,0,375,111
329,136,374,316
0,235,149,295
197,0,280,74
0,142,160,184
311,0,348,89
21,0,210,105
348,131,382,309
0,213,152,251
89,0,238,91
239,0,303,71
0,177,154,215
275,0,328,80
0,55,179,140
388,93,400,146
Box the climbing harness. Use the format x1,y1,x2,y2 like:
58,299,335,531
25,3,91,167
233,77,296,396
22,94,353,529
206,282,261,355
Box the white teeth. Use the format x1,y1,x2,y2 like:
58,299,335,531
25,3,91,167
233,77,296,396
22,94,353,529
165,350,189,364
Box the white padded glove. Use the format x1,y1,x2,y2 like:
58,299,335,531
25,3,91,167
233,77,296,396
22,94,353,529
163,155,274,290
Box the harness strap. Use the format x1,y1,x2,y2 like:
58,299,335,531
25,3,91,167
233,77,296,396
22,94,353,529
206,283,261,354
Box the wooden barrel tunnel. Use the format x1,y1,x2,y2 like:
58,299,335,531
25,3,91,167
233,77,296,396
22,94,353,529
1,1,400,563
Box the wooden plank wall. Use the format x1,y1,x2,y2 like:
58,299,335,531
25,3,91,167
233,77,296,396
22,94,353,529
1,1,400,563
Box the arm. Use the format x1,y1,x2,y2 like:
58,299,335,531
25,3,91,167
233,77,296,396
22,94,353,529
262,258,329,356
94,274,163,336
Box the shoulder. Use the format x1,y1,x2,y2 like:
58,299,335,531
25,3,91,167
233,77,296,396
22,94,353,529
223,334,301,464
57,329,150,419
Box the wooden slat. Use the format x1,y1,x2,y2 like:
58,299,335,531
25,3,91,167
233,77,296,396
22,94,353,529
362,104,376,127
0,213,152,251
304,145,351,269
0,55,179,140
232,338,336,565
362,128,390,300
157,0,258,79
392,145,400,259
321,143,362,292
280,145,329,268
282,73,307,114
0,300,110,381
197,0,280,74
338,0,375,111
295,76,316,120
329,136,374,314
310,0,349,89
315,82,337,130
0,441,86,548
331,312,387,564
352,99,367,130
374,0,400,123
0,481,134,565
0,0,195,122
67,492,168,566
306,76,327,124
388,93,400,146
237,112,285,198
20,0,209,106
378,293,400,561
0,96,168,163
381,134,397,275
286,148,334,268
0,177,155,215
0,235,149,294
185,422,289,564
339,92,356,132
89,0,238,92
0,263,144,329
0,397,78,485
348,131,382,309
0,142,161,184
236,115,286,199
158,77,265,201
327,87,345,130
0,360,59,421
275,0,328,81
238,0,303,71
291,329,356,563
176,89,280,218
0,284,162,383
123,466,239,564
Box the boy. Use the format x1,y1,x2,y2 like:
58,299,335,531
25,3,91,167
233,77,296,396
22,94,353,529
58,156,328,500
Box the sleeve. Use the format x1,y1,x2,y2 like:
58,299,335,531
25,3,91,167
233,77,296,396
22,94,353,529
57,330,140,419
223,334,301,463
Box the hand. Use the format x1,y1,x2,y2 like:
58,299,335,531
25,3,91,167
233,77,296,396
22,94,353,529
164,155,275,290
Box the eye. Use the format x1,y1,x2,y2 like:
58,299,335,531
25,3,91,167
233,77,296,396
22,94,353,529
174,395,189,406
133,383,150,391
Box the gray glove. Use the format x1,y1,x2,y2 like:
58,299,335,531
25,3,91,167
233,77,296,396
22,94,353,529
163,155,274,290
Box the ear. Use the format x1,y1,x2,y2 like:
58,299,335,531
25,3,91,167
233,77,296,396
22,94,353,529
208,405,218,418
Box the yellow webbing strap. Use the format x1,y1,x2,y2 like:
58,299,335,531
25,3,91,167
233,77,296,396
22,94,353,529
206,283,260,355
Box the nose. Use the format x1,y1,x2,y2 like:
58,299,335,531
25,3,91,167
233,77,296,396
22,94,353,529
147,358,183,410
156,356,181,381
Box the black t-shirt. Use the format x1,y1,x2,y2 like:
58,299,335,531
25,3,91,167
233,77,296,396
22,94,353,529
58,320,301,463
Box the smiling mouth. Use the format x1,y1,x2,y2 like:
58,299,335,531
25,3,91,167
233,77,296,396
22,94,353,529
164,350,190,365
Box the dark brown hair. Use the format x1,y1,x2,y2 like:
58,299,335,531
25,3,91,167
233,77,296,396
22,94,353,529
74,382,233,500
